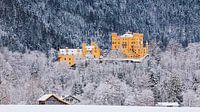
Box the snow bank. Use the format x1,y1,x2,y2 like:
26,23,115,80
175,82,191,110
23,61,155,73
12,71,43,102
0,105,200,112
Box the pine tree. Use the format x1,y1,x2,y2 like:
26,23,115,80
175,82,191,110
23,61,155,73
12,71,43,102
165,76,183,103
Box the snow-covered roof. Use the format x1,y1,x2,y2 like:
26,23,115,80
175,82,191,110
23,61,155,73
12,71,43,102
59,49,82,55
38,94,69,104
67,49,82,55
1,105,200,112
62,95,80,102
120,33,133,38
86,46,94,51
59,45,95,55
59,49,67,55
156,102,179,107
38,94,55,101
37,94,63,101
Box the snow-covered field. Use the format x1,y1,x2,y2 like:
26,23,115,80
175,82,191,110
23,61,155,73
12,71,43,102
0,105,200,112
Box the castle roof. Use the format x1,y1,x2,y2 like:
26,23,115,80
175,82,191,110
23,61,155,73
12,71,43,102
119,32,143,38
120,33,133,38
59,49,82,55
86,46,94,51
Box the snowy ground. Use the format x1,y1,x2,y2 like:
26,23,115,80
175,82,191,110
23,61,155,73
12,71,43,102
0,105,200,112
102,54,149,62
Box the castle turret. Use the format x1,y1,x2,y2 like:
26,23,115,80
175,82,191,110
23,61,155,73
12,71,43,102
91,42,96,47
146,41,148,50
66,47,68,53
111,33,117,38
112,33,118,50
145,41,148,55
82,43,87,58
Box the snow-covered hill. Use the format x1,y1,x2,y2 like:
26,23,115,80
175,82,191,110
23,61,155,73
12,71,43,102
0,42,200,106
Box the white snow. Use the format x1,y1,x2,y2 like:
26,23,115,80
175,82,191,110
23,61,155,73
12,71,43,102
102,54,148,62
156,102,179,107
59,49,82,55
67,49,82,55
0,29,7,36
86,46,94,51
37,94,55,101
0,105,200,112
85,53,93,59
120,33,133,38
59,49,67,55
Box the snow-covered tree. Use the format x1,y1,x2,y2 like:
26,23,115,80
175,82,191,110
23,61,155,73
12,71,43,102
182,90,200,107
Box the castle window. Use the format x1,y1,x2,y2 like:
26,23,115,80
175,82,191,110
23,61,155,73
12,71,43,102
64,58,66,60
69,58,71,60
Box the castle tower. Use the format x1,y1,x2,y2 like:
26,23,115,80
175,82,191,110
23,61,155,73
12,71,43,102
111,33,118,50
91,42,100,59
82,43,87,58
111,32,148,58
146,41,148,50
66,47,68,53
145,41,148,55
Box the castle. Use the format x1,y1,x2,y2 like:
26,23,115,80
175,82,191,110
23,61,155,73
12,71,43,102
58,42,100,66
112,32,148,58
58,32,148,66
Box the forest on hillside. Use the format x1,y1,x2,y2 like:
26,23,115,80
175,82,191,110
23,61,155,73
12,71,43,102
0,0,200,107
0,40,200,106
0,0,200,53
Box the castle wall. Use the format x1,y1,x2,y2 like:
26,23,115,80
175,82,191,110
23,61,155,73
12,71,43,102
58,42,101,66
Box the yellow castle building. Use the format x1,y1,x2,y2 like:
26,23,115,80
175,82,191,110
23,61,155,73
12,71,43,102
58,32,148,66
112,32,148,58
58,42,100,66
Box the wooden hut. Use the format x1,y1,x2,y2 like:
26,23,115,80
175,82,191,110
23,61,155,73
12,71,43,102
38,94,69,105
62,95,80,104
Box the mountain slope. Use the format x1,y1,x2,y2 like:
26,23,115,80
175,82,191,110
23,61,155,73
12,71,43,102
0,0,200,52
